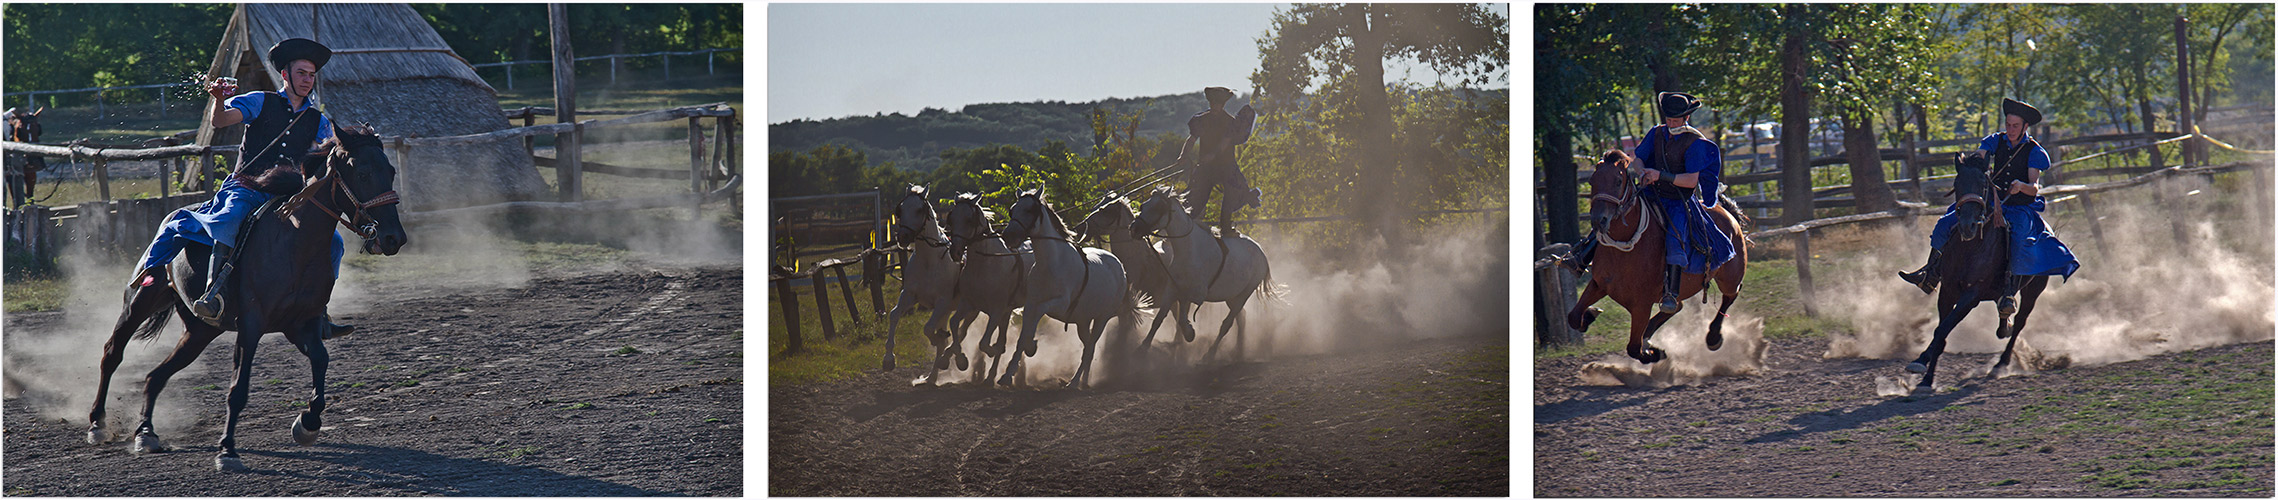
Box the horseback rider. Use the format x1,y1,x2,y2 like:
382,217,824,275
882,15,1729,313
1174,86,1261,237
1613,92,1737,312
1898,98,2080,313
131,38,354,335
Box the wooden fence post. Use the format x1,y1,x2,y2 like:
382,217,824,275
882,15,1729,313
864,250,885,316
710,115,728,191
521,107,535,160
1795,230,1817,318
93,157,110,201
832,265,860,322
688,116,703,218
1533,244,1585,347
776,279,805,355
810,272,838,340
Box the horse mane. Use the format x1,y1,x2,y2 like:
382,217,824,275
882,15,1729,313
1601,149,1631,167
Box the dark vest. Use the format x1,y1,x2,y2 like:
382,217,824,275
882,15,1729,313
1989,136,2040,206
1650,128,1702,200
238,92,324,177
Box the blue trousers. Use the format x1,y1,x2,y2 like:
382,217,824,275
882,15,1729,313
138,179,342,276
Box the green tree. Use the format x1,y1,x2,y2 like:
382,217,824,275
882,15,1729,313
1252,3,1507,241
1532,4,1691,247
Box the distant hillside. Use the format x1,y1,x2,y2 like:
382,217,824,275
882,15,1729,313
768,91,1240,173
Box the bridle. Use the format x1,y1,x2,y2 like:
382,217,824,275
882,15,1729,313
946,200,1029,258
891,191,950,248
279,152,398,239
1591,161,1652,252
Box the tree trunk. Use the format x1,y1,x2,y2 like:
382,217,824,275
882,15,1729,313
1541,132,1581,246
1843,109,1895,213
2137,96,2166,168
1351,6,1402,242
1779,11,1816,225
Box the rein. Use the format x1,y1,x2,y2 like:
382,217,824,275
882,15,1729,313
279,167,399,239
1593,168,1652,253
1137,206,1228,293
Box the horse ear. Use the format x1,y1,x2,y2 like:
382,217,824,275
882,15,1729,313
30,108,41,117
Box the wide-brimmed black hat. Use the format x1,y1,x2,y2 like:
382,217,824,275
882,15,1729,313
2002,98,2042,126
268,38,332,72
1204,86,1234,103
1658,92,1702,118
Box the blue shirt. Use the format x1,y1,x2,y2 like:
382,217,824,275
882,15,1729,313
226,91,333,150
1978,133,2050,171
1632,125,1723,207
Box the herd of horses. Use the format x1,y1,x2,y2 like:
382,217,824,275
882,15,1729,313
882,184,1281,390
1564,148,2047,392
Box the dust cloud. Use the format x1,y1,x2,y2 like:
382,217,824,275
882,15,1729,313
4,246,210,438
1821,176,2274,371
1574,312,1769,389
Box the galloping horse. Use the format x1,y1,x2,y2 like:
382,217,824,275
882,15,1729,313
998,189,1135,389
1567,150,1749,364
943,192,1031,384
1131,186,1275,363
1071,194,1181,352
882,185,960,373
1905,151,2049,391
90,127,407,472
4,107,47,207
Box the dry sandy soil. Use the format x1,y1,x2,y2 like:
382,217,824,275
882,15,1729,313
2,266,742,496
1534,336,2274,497
770,332,1510,496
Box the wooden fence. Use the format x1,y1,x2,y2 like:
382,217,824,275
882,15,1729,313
2,103,740,265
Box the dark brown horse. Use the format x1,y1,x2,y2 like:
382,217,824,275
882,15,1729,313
1567,150,1749,364
88,127,406,472
1905,151,2049,391
5,107,47,207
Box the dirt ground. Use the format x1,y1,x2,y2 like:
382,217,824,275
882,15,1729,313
1534,336,2275,497
2,265,743,496
769,332,1510,496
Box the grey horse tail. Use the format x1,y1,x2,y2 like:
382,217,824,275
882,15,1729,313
1256,254,1290,306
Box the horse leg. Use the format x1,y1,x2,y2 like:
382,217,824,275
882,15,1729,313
998,309,1047,387
882,290,916,371
129,315,222,454
1204,295,1252,364
91,284,174,444
1069,319,1104,389
1995,277,2050,374
1136,301,1173,356
1909,290,1979,391
1706,262,1746,351
1174,300,1200,343
215,327,263,472
934,307,970,372
287,318,328,446
1625,305,1665,364
1568,281,1608,331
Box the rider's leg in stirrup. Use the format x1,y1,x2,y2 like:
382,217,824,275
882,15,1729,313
187,182,271,321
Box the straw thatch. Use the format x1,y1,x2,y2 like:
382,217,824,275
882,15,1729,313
200,3,549,210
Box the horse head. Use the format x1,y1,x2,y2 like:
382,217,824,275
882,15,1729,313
889,184,946,248
5,107,42,143
1079,193,1134,239
320,125,407,255
944,192,997,262
1949,151,1994,242
1003,188,1061,243
1130,186,1190,238
1586,149,1636,230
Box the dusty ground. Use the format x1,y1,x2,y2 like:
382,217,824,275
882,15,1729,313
1535,336,2275,497
769,332,1510,496
2,265,742,496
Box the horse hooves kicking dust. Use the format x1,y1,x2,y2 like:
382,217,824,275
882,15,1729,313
132,432,168,454
215,455,247,472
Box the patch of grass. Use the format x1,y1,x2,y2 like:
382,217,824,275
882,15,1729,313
703,417,722,423
768,278,942,385
194,384,221,391
614,346,642,355
266,378,284,385
1,278,66,313
1988,479,2021,487
561,402,595,410
394,379,419,387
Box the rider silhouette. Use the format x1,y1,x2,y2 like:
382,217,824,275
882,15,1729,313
1176,86,1260,238
1899,98,2079,314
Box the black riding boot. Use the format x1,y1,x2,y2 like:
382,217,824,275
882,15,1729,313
1218,201,1240,238
1562,235,1600,273
190,244,236,322
1996,274,2027,316
1658,264,1684,312
1897,247,1946,295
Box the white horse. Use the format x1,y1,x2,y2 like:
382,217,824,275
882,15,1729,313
1073,194,1184,351
882,185,960,373
1131,186,1275,363
943,192,1031,385
999,189,1135,389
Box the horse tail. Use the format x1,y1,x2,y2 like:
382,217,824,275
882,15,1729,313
1718,192,1753,249
1255,254,1290,307
121,283,178,342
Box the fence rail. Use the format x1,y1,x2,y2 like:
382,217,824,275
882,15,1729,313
4,47,741,110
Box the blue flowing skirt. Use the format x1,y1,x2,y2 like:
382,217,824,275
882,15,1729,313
1929,198,2080,279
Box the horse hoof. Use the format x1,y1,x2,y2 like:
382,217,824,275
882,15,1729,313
293,415,321,446
1020,340,1038,357
86,424,107,445
131,432,168,454
932,351,953,371
995,372,1017,387
1905,362,1928,374
1911,384,1937,396
881,354,896,371
1631,347,1665,364
216,454,248,472
1706,331,1725,351
955,352,970,371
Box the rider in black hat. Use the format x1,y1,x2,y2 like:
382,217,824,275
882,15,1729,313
1175,86,1261,237
1633,92,1735,312
134,37,353,336
1899,98,2078,314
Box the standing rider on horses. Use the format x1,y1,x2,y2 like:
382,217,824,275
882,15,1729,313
1175,86,1261,237
133,37,353,335
1899,98,2080,313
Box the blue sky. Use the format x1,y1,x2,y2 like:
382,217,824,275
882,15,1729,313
767,3,1510,123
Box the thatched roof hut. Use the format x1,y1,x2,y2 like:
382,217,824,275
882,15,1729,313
199,3,549,210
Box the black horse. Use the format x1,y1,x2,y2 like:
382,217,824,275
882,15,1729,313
1906,151,2049,391
5,107,47,208
87,127,407,472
